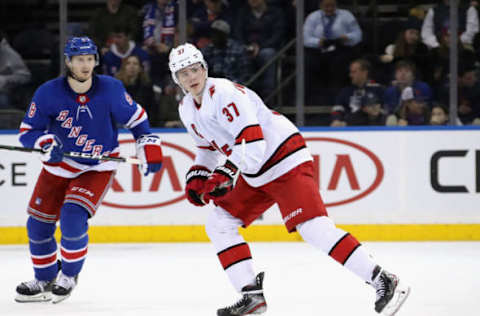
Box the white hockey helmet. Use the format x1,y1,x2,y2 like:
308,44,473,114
169,43,208,85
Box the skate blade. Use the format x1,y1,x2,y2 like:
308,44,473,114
15,292,52,303
52,293,71,304
382,281,411,316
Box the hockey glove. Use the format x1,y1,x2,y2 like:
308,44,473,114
203,160,239,202
36,134,64,163
136,134,163,176
185,165,211,206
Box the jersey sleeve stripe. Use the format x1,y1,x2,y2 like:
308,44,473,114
19,122,32,136
125,106,147,129
234,124,264,144
197,145,217,151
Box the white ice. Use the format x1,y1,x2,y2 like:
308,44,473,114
1,242,479,316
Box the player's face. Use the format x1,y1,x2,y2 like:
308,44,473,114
68,55,96,81
176,63,207,96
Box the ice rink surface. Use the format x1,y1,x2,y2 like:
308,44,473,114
1,241,479,316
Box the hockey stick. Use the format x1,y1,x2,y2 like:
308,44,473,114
233,138,246,186
0,144,142,165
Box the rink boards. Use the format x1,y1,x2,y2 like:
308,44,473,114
0,126,479,243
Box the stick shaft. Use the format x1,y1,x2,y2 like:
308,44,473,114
0,144,141,165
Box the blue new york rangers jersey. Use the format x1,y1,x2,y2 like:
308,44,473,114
19,75,149,177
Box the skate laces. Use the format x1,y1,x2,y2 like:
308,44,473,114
373,271,393,301
55,272,76,290
22,279,49,291
226,295,250,311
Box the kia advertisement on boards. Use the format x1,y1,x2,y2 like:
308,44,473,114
0,129,478,227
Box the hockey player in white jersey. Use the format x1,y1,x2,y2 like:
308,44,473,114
169,43,410,316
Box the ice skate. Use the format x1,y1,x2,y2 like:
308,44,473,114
51,271,78,304
15,260,61,303
15,278,56,303
372,266,410,315
217,272,267,316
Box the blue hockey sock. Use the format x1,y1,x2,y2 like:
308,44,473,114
27,216,59,281
59,203,89,277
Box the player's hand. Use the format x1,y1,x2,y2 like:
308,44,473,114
203,160,238,202
36,134,64,163
136,134,163,176
185,165,211,206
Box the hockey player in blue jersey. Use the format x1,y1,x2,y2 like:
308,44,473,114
15,37,163,304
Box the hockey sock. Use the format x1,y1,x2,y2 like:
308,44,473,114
27,216,59,281
297,216,377,283
59,203,89,277
206,207,256,292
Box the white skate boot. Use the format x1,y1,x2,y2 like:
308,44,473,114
51,271,78,304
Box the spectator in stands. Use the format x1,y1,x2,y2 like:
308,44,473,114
235,0,286,100
345,91,386,126
201,20,252,85
390,86,430,126
190,0,233,48
141,0,177,93
156,93,183,128
383,60,433,115
439,64,480,124
102,24,150,77
115,55,155,122
421,0,479,49
335,59,384,117
429,26,477,92
303,0,362,105
379,16,430,82
0,31,31,109
429,103,460,125
88,0,139,56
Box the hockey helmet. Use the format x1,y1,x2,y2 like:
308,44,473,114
64,37,99,65
169,43,208,85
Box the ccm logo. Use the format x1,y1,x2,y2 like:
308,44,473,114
305,137,384,207
102,139,195,209
431,150,480,193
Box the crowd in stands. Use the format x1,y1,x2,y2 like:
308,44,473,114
2,0,480,128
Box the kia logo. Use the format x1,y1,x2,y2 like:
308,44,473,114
102,139,194,209
305,137,384,207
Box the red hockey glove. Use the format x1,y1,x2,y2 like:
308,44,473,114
136,134,163,176
35,134,64,163
185,165,211,206
203,160,239,202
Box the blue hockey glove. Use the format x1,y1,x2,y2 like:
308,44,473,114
35,134,64,163
136,134,163,176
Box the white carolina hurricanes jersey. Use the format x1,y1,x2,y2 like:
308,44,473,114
179,77,312,187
